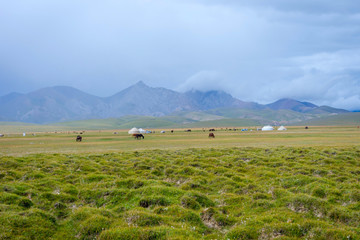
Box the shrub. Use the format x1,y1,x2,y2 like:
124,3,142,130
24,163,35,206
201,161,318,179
226,226,259,239
312,186,327,198
328,207,354,224
180,210,204,226
41,192,58,201
0,192,20,205
79,215,111,238
139,196,171,208
99,227,167,240
0,211,57,239
18,198,33,209
85,174,111,183
350,189,360,202
287,194,328,217
185,192,215,208
125,211,162,227
116,179,144,189
181,196,201,210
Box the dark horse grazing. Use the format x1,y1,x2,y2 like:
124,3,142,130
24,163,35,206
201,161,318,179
208,133,215,138
133,134,144,139
76,135,82,142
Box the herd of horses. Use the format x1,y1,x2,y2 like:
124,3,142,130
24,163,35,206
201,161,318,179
75,129,217,142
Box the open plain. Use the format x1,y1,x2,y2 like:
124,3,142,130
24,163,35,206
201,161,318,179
1,126,359,155
1,126,360,239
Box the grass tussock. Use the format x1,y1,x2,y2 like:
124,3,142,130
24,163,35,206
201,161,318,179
1,146,360,239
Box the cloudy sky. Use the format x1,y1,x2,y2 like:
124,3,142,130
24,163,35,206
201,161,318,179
1,0,360,110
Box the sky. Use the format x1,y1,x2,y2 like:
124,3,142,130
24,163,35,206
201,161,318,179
1,0,360,110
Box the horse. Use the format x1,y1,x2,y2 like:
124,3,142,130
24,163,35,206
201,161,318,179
76,135,82,142
134,134,144,139
209,128,215,131
208,133,215,138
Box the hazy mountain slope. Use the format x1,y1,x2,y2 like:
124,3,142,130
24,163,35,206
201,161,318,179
0,86,107,123
0,82,349,124
205,108,321,125
170,111,225,122
106,81,193,116
296,112,360,126
266,98,318,112
185,90,264,110
306,106,349,114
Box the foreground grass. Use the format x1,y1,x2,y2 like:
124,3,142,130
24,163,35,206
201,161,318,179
1,147,360,239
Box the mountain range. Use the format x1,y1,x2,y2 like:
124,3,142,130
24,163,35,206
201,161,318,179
0,81,348,124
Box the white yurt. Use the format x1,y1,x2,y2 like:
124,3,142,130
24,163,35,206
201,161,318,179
138,128,146,134
262,125,274,131
128,127,140,134
278,126,287,131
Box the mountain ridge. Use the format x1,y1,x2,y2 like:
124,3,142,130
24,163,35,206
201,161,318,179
0,82,348,124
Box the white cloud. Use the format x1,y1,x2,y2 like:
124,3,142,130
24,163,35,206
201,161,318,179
177,71,229,92
251,49,360,110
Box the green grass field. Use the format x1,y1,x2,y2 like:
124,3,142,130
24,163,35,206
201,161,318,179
1,126,360,239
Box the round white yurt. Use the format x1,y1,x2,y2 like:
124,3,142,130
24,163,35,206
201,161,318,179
138,128,146,134
262,125,274,131
278,126,287,131
128,127,140,134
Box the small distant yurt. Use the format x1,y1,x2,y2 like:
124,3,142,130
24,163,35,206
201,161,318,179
138,128,146,134
128,127,140,134
262,125,274,131
278,126,287,131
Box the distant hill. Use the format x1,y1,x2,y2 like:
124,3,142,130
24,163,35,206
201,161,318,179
266,98,318,112
0,86,108,123
295,112,360,126
0,81,348,124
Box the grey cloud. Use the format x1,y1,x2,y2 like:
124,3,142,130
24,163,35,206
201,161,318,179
192,0,360,14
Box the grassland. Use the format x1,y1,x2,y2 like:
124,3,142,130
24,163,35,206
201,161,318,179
1,126,360,156
1,126,360,239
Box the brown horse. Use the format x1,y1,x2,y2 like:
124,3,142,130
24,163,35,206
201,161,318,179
208,133,215,138
76,135,82,142
133,134,144,139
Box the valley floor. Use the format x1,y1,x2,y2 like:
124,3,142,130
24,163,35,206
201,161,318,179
0,126,359,156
